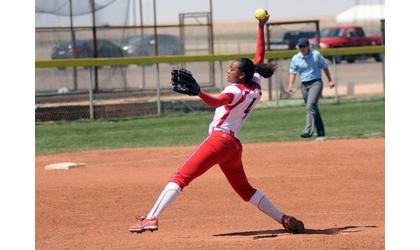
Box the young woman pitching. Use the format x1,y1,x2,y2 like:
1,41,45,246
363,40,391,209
129,12,305,234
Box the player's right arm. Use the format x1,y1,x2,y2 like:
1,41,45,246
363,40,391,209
253,15,270,64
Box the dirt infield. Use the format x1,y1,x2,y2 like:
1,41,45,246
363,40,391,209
36,138,384,249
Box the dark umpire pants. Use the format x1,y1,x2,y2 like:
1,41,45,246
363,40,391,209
301,79,325,136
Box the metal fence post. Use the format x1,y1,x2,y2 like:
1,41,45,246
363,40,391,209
219,60,224,91
275,67,280,107
382,55,385,93
88,67,95,120
332,56,339,104
381,18,385,93
156,63,161,115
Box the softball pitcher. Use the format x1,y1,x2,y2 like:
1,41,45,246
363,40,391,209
129,13,305,234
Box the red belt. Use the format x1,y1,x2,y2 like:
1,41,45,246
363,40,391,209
212,127,235,137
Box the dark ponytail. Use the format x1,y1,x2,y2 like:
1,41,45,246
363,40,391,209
254,63,277,78
236,57,277,86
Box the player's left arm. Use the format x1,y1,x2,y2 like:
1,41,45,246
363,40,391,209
199,91,234,108
318,53,334,88
322,67,335,88
253,15,269,64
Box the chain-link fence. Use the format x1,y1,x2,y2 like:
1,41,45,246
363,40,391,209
35,55,384,122
36,1,384,122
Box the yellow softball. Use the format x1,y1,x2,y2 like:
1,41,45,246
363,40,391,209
254,8,268,21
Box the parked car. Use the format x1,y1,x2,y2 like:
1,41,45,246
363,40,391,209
309,25,383,63
51,39,125,69
51,39,124,59
269,31,316,50
120,34,182,57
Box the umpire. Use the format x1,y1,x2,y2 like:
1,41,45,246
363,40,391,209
287,38,335,138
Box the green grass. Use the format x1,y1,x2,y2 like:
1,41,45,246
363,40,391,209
35,99,384,155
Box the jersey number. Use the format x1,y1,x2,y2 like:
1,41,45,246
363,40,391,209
242,98,257,119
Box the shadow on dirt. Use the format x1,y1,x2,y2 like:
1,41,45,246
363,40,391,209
213,225,377,239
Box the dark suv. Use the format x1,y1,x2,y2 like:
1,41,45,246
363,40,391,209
51,39,124,59
120,34,182,57
269,31,316,50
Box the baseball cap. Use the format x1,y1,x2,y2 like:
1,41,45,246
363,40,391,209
297,38,310,47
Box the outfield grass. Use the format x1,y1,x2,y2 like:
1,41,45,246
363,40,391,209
35,99,384,155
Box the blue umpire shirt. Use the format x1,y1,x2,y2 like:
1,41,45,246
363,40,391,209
289,49,328,82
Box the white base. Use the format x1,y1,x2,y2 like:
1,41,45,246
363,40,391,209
44,162,86,170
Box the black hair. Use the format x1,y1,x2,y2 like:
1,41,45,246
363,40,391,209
254,63,277,78
236,57,277,86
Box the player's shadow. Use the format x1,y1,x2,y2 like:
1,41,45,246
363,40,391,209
213,225,377,239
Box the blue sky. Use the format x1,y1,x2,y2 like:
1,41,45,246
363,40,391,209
35,0,384,27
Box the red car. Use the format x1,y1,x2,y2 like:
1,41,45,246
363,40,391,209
309,25,383,63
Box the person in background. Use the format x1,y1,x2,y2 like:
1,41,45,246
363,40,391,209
288,38,335,138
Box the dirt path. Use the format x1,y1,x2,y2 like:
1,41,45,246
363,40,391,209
36,138,384,249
